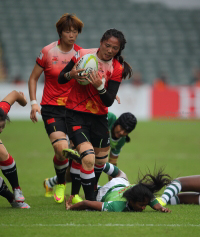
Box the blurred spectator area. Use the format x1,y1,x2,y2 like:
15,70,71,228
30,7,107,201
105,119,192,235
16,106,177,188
0,0,200,84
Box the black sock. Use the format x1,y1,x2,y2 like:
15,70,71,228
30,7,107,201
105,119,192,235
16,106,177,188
94,164,104,190
1,155,20,189
0,177,14,203
53,156,69,184
80,167,96,201
70,161,81,195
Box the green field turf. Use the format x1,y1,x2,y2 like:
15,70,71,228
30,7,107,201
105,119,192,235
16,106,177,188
1,120,200,237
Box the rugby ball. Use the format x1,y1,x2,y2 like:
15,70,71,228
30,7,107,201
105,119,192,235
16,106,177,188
76,54,98,85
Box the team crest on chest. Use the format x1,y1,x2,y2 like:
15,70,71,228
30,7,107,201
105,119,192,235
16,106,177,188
52,56,58,64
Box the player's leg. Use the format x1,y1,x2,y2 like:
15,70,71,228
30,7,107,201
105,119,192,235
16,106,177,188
178,192,200,204
0,177,30,208
167,192,200,205
92,114,110,190
158,179,182,205
65,110,97,201
176,175,200,192
94,146,109,190
43,176,57,197
0,141,25,202
157,175,200,206
41,107,70,203
50,131,69,203
75,141,96,201
0,176,14,203
103,162,128,180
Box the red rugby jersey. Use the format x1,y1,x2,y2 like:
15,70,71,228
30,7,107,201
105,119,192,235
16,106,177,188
36,40,82,106
66,48,123,115
0,102,11,114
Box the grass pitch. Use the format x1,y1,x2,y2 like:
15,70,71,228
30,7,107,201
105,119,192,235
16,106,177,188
0,119,200,237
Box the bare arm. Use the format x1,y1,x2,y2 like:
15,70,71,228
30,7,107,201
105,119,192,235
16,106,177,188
28,63,43,123
66,199,103,211
2,91,27,107
152,203,171,213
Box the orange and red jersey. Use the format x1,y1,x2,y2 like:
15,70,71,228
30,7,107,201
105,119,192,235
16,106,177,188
66,48,123,115
36,40,82,106
0,102,11,114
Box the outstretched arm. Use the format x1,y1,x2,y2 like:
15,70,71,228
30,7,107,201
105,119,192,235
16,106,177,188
66,198,103,211
2,91,27,107
152,203,171,213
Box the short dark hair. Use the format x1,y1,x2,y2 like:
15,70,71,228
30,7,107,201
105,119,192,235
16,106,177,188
56,13,84,38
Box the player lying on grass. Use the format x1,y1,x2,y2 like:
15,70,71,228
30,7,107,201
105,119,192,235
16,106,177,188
65,166,172,212
157,175,200,206
44,161,128,204
0,90,30,208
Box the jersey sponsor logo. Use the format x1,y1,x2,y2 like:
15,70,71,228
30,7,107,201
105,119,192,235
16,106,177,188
47,118,55,124
38,51,43,60
62,59,70,64
86,100,99,114
52,56,58,64
72,125,82,132
56,97,68,106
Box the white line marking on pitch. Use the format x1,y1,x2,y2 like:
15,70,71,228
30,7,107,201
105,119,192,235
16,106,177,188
1,223,200,227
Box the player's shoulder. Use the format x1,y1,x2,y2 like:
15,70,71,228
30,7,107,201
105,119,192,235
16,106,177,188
113,58,123,71
79,48,98,56
42,41,58,53
73,44,83,52
108,111,117,120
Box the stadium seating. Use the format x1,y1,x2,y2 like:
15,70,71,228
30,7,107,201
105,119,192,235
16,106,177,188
0,0,199,84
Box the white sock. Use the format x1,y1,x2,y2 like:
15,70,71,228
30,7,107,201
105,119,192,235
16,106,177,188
161,180,182,203
47,176,58,188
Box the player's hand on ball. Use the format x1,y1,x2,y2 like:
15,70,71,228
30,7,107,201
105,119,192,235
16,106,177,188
70,62,87,81
87,71,102,88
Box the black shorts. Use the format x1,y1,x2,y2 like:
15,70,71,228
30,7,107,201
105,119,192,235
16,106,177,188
41,105,68,136
65,109,110,148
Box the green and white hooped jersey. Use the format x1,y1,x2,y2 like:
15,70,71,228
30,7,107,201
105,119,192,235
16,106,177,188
108,112,126,156
101,183,135,212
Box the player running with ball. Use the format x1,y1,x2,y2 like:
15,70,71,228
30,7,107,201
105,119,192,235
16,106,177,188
58,28,132,202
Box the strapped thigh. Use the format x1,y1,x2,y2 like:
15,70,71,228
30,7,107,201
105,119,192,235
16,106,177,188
95,154,108,160
51,138,67,145
80,149,95,160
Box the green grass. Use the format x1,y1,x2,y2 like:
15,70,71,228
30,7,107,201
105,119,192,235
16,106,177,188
1,120,200,237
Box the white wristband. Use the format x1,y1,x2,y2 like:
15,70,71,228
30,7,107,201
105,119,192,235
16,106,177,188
30,100,37,106
97,83,104,91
